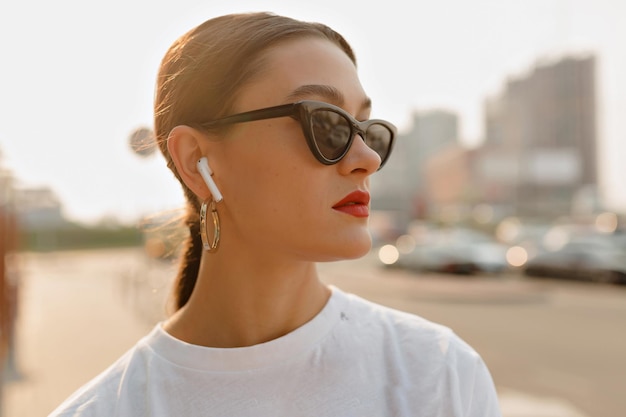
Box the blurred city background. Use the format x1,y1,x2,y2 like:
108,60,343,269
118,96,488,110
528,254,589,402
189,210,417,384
2,1,626,416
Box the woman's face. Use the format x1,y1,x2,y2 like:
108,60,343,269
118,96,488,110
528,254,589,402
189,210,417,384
208,36,382,262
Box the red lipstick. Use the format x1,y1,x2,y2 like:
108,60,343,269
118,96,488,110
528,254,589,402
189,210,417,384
332,190,370,218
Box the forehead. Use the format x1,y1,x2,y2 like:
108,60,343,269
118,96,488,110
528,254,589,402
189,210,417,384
235,37,368,112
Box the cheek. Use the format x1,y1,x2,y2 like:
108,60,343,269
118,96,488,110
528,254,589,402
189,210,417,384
255,162,324,217
222,146,323,221
215,123,340,249
226,126,319,206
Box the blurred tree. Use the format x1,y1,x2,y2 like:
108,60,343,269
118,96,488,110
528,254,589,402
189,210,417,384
1,145,22,387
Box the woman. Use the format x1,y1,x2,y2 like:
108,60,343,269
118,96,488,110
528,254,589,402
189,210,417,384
51,12,501,416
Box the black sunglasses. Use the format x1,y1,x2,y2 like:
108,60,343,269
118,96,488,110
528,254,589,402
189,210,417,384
200,100,396,170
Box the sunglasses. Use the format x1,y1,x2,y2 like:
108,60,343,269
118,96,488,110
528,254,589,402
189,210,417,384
200,100,396,170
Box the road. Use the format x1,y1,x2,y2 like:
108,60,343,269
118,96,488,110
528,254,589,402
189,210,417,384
3,247,625,416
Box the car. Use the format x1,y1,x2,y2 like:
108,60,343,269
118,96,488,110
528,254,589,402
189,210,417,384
522,234,626,285
380,227,510,275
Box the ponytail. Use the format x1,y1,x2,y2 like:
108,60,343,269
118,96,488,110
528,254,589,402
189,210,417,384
169,196,203,311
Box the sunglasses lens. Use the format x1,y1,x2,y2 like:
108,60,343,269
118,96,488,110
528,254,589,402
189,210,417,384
310,110,352,160
365,123,393,162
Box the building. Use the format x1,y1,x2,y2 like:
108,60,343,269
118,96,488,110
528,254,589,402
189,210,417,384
424,144,474,222
371,109,460,224
13,186,67,229
475,54,598,217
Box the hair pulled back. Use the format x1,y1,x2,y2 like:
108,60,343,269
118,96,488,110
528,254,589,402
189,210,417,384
154,12,356,311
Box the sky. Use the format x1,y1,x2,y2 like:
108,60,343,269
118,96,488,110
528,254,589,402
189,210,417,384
0,0,624,224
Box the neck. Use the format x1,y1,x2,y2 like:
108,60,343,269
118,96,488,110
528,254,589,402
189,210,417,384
164,251,330,348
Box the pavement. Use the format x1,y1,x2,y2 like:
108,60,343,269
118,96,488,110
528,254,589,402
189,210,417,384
2,249,155,416
1,248,590,416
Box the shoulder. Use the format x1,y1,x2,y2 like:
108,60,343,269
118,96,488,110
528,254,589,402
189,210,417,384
48,329,156,417
334,287,455,345
338,287,485,361
48,356,128,416
331,288,501,415
333,287,494,373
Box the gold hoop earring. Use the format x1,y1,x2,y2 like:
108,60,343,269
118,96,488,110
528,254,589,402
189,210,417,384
200,198,220,252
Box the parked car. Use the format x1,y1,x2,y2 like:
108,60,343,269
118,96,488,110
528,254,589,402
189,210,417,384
380,227,510,275
522,234,626,285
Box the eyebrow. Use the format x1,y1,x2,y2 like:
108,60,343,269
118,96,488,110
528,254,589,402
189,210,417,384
285,84,372,111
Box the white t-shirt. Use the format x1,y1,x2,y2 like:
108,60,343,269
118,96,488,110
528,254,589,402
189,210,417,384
50,286,502,416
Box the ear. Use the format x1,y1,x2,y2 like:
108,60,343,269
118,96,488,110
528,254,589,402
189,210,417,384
167,125,213,200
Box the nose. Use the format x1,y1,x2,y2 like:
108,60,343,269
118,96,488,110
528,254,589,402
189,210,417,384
337,134,382,175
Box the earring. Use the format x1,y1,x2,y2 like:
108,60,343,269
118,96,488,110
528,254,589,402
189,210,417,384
200,198,220,252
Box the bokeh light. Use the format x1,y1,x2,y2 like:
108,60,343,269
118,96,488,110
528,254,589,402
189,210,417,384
378,244,399,265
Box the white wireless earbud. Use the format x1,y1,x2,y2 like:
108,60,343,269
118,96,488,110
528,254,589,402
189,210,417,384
197,157,223,202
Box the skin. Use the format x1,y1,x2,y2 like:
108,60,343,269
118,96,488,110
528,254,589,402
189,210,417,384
164,36,382,348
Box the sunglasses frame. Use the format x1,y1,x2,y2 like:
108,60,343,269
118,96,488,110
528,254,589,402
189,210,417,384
200,100,396,169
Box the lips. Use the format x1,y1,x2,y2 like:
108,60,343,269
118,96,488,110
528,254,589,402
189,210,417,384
332,190,370,218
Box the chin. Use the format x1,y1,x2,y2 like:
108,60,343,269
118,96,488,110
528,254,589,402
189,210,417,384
300,228,373,262
328,233,372,261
